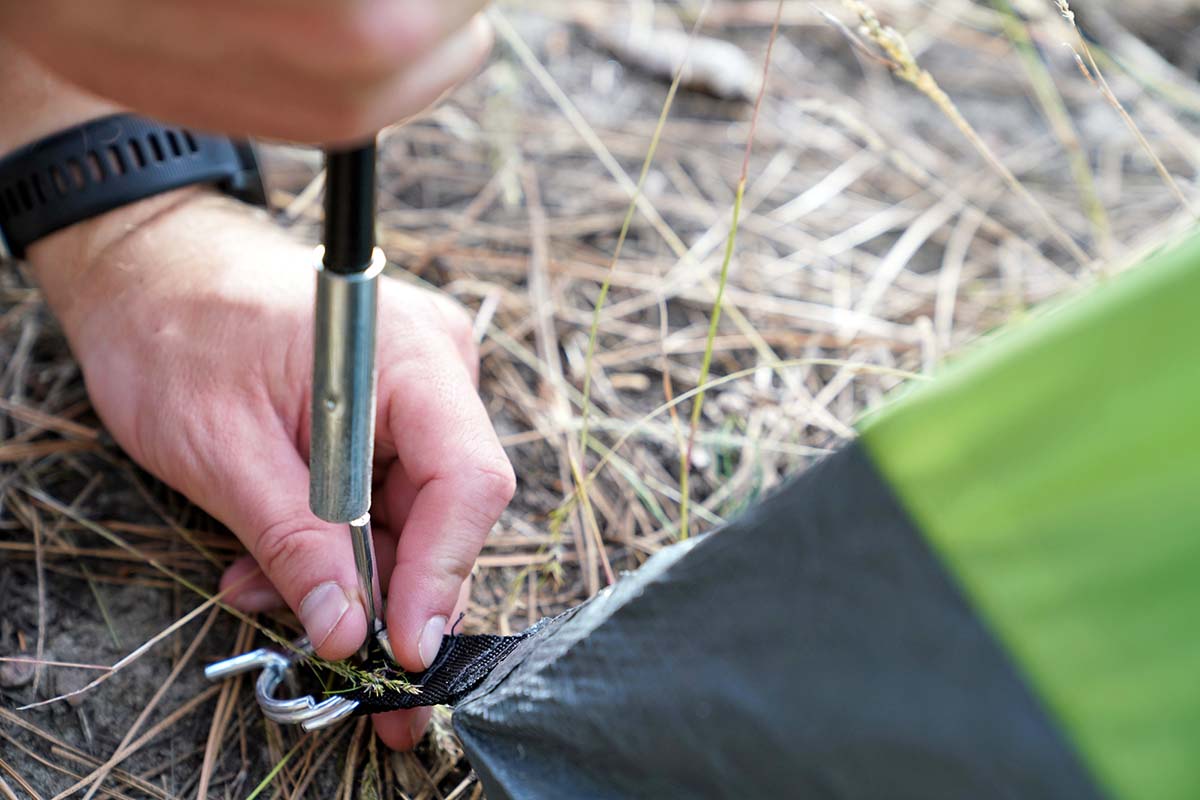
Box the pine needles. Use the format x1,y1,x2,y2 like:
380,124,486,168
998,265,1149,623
679,0,783,538
3,2,1198,795
839,0,1092,266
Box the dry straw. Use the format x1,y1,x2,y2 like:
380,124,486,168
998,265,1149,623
839,0,1091,265
3,1,1198,794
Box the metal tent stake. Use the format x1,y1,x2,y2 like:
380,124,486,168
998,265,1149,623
203,636,360,731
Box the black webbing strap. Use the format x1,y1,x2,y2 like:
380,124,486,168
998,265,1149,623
340,628,539,715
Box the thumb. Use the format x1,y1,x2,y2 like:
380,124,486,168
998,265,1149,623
196,421,369,660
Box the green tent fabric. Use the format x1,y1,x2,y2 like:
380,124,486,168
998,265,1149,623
444,229,1200,798
861,229,1200,800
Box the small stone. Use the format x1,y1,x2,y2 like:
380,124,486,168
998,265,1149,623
0,654,36,688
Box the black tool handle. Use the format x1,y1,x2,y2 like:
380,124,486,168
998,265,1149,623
322,144,376,273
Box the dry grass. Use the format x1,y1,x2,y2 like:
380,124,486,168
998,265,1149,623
2,0,1198,796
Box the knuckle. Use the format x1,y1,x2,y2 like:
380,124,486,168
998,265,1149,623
466,456,517,514
431,546,477,588
254,516,319,582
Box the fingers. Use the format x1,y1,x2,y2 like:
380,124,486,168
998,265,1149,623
15,2,494,143
427,293,480,386
192,414,368,659
379,334,514,672
222,527,468,754
372,577,470,750
373,706,433,751
219,555,283,612
352,14,494,139
220,523,398,614
379,460,420,533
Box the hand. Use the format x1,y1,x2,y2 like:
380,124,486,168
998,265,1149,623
0,0,493,143
28,190,515,749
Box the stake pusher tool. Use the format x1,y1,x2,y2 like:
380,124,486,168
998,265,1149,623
204,145,541,729
206,143,392,728
307,144,390,658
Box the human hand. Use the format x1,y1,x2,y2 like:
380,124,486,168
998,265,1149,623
0,0,493,143
28,190,515,749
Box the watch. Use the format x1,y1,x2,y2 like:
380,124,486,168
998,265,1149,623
0,113,267,261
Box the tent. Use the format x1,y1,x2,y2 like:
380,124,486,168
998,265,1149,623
341,229,1200,798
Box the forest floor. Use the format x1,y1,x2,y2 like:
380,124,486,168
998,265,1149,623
2,1,1198,797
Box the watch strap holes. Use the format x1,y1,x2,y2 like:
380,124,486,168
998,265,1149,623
165,130,183,158
2,186,18,219
65,159,86,189
16,179,32,212
147,133,165,163
49,165,69,196
85,151,104,183
128,139,146,169
105,145,126,177
30,174,46,205
0,113,267,259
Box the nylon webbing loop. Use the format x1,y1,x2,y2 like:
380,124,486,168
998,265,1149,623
342,631,534,715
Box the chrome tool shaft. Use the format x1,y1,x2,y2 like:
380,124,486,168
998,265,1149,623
309,144,389,654
348,512,384,643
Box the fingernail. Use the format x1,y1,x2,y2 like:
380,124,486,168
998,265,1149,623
299,582,351,650
418,616,447,670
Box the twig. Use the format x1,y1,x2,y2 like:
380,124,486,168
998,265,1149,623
1054,0,1196,218
245,733,304,800
523,166,613,591
836,0,1092,266
679,0,782,538
562,357,923,518
577,0,711,455
991,0,1110,255
30,509,46,696
17,595,223,711
44,607,214,798
0,759,39,800
196,619,252,800
0,657,111,671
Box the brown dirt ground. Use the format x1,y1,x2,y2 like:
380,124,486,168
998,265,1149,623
2,2,1198,797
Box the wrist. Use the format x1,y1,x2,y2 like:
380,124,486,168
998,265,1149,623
1,45,270,339
1,38,123,332
25,186,217,337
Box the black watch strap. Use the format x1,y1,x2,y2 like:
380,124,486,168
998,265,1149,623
0,113,267,260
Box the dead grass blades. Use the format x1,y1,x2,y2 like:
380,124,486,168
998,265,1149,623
2,1,1197,795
